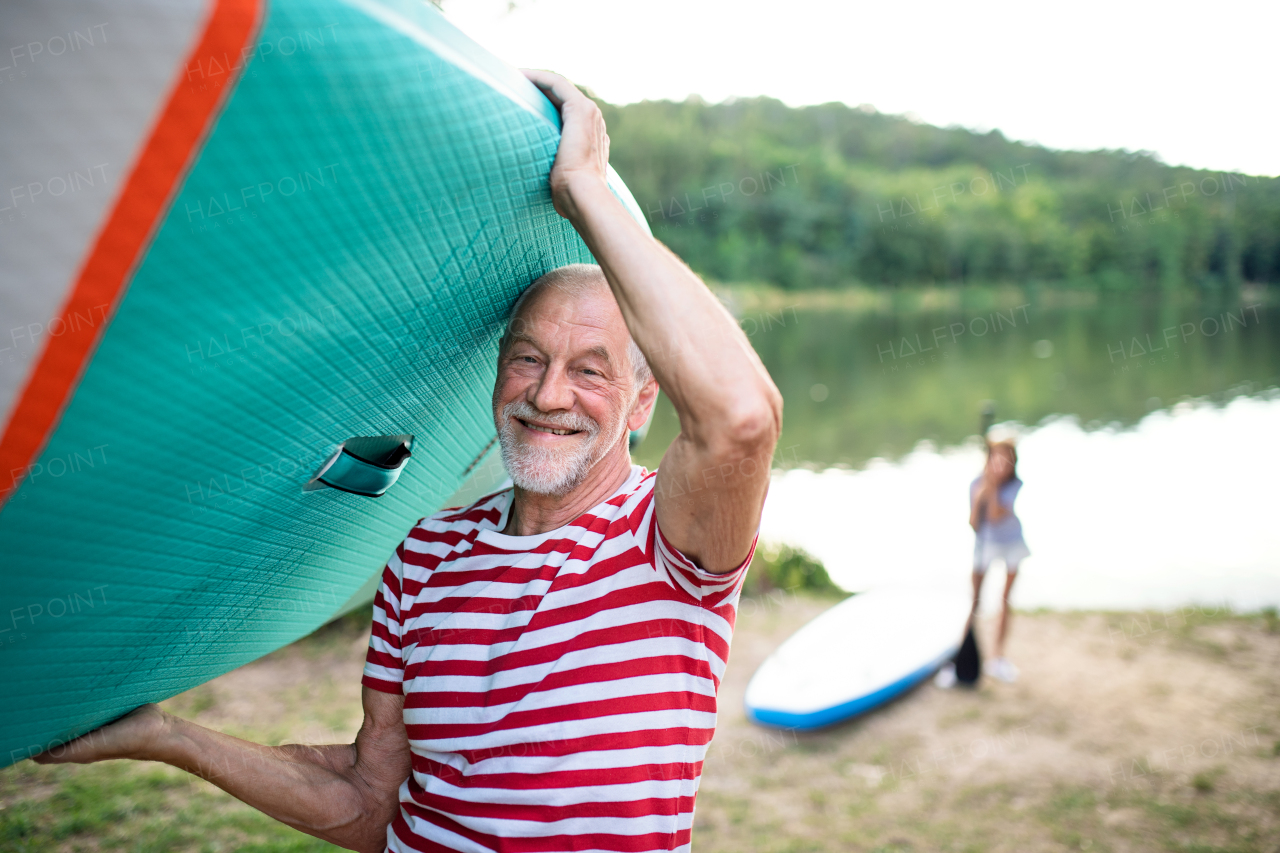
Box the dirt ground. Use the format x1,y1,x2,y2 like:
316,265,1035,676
704,596,1280,852
5,597,1279,852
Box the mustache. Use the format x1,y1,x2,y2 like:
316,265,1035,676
502,399,599,434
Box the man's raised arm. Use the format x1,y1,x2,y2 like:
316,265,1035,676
34,687,410,853
523,70,783,574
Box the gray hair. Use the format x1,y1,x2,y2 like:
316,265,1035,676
500,263,652,389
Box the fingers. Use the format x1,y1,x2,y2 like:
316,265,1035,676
520,68,563,103
520,68,587,111
31,731,93,764
520,67,559,87
29,703,165,765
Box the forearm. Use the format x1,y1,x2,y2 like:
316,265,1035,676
971,487,1007,530
154,717,389,851
524,67,780,570
971,485,993,530
984,490,1009,522
562,176,780,445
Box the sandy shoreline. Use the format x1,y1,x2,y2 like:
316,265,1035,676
700,595,1279,852
3,598,1277,852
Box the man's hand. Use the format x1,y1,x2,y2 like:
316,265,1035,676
523,69,783,574
522,69,611,221
33,703,170,765
31,688,409,853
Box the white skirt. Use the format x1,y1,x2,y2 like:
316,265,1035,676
974,537,1030,572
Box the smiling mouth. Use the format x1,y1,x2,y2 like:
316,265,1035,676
518,418,583,437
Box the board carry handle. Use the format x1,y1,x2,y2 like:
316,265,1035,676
303,435,414,498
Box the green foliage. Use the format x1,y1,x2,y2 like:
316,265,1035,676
744,542,846,598
0,760,339,852
1191,769,1221,793
602,97,1280,291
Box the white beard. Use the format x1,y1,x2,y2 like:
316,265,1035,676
495,398,628,496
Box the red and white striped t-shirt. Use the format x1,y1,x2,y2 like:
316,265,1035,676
362,465,754,853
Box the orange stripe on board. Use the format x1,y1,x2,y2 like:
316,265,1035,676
0,0,264,507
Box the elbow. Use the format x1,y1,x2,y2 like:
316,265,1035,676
719,385,783,456
328,779,400,853
356,826,392,853
347,805,397,853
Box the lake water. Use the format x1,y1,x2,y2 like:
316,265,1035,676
634,289,1280,611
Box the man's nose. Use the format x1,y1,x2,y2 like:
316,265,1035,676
531,366,574,412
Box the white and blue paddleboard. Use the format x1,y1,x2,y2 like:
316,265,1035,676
745,587,971,729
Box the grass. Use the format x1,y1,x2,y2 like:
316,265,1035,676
6,755,1274,853
689,778,1280,853
2,607,1277,852
0,615,375,853
1101,606,1280,661
0,760,338,853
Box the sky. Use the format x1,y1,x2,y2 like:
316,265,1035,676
443,0,1280,177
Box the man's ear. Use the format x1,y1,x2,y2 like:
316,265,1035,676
627,379,659,432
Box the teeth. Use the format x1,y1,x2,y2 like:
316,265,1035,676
525,421,576,436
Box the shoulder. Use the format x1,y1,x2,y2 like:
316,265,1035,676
620,465,657,504
618,465,657,509
414,487,511,538
388,489,511,576
610,466,658,540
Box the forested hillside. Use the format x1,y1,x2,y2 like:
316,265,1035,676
601,97,1280,291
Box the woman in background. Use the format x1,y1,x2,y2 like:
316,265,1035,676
968,438,1029,683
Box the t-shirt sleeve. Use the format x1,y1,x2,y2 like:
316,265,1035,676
361,546,406,695
627,472,757,608
656,517,757,609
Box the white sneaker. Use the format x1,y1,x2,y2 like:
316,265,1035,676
934,662,957,689
990,657,1019,683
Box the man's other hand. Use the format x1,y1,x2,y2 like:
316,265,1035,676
33,703,169,765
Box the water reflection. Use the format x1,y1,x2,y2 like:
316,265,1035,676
636,291,1279,469
632,290,1280,609
760,395,1280,611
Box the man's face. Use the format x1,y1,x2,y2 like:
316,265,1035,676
492,283,647,496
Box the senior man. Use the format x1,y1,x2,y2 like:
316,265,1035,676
35,70,783,853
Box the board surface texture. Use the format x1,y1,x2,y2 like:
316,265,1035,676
0,0,647,765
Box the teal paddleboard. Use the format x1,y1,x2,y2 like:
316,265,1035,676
0,0,647,766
